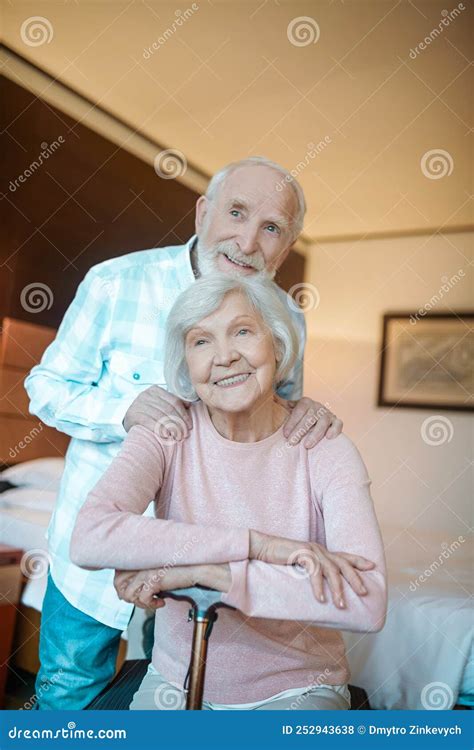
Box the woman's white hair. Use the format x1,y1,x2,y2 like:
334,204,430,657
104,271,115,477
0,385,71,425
164,273,300,402
205,156,306,242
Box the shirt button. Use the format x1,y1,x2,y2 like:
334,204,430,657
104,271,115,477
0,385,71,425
133,372,140,380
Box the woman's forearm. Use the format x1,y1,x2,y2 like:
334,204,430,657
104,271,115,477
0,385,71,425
221,559,387,632
199,563,232,592
196,556,386,632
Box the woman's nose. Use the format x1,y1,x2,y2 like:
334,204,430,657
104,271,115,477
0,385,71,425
213,344,239,367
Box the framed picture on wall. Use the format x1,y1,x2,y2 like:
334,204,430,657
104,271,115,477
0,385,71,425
377,312,474,411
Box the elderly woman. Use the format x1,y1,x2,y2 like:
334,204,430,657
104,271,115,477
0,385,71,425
70,273,387,711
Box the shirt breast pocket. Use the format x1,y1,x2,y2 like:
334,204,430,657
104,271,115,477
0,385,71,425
107,351,166,393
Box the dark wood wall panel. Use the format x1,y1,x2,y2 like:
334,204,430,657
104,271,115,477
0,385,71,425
0,75,199,329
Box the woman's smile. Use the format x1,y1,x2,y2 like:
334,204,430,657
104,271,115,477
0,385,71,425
213,372,253,388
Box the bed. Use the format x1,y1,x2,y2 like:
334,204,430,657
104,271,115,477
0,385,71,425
342,524,473,710
0,465,132,675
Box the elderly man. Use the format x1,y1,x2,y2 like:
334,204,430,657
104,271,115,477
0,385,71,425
25,156,343,710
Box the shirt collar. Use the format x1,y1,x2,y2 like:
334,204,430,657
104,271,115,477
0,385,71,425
186,234,199,280
187,234,198,252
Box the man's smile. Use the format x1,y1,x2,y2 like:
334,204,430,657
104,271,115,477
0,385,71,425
221,252,256,271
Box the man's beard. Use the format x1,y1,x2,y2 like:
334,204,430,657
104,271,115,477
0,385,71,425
196,238,276,280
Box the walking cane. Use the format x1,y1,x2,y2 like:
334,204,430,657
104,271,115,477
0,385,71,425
160,586,235,710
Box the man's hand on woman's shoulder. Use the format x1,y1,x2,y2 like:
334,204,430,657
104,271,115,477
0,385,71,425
123,385,193,440
276,395,343,449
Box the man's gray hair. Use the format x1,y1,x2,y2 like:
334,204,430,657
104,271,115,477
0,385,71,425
205,156,306,242
164,273,299,401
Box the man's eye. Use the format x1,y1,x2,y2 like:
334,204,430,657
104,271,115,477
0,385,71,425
230,209,241,218
237,328,250,336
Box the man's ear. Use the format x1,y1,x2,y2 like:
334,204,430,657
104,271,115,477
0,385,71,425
195,195,209,234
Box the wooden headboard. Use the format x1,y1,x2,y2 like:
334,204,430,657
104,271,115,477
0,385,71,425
0,317,69,465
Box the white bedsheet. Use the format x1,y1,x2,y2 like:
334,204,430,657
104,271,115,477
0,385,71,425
0,505,50,612
342,524,473,710
0,487,57,513
0,503,134,648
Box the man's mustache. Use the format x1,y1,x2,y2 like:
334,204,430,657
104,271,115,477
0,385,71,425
208,240,266,272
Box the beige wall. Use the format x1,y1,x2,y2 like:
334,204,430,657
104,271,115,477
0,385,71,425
302,231,472,544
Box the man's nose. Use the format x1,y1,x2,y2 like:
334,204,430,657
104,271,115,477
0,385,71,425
237,224,260,255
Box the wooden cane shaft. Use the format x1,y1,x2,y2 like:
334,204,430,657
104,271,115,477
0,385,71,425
186,617,210,710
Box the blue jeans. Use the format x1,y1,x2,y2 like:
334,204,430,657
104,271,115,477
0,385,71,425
35,573,123,710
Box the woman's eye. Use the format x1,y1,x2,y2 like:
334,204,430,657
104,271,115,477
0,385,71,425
194,339,207,346
237,328,250,336
230,209,241,218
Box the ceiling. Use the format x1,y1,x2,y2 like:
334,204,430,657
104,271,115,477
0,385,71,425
1,0,472,241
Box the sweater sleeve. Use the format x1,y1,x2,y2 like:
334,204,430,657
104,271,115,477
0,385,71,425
69,425,250,570
220,435,387,633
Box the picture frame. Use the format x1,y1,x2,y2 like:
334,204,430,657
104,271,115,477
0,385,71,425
377,312,474,411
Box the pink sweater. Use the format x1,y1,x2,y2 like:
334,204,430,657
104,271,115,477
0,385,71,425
70,401,387,703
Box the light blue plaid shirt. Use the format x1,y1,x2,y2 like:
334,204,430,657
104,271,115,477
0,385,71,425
25,237,306,629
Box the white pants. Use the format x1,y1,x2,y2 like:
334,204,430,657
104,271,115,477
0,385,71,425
130,664,351,711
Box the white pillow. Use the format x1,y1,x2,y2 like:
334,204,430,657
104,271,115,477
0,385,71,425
2,458,65,491
0,486,57,513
